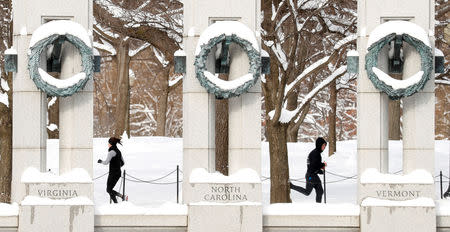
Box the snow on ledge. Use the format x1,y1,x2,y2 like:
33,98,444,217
361,197,434,207
367,21,430,49
360,168,433,184
4,48,17,55
0,203,19,216
174,49,186,57
21,196,93,206
29,20,92,48
189,168,261,184
95,202,187,215
21,167,92,183
347,50,358,57
195,21,260,55
204,71,254,90
263,203,360,216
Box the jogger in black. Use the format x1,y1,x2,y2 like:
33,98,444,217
290,137,327,203
98,137,125,203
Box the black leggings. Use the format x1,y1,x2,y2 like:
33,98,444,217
106,171,122,203
290,174,324,203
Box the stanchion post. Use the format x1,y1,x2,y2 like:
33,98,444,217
440,171,443,199
123,170,126,201
177,165,179,204
323,168,327,204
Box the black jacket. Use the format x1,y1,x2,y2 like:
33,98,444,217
108,146,124,173
306,138,326,175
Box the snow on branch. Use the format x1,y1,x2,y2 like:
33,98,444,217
153,47,169,67
269,65,347,124
285,55,331,95
129,42,150,57
169,75,183,87
93,40,117,55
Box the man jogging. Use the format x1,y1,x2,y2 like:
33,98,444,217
290,137,327,203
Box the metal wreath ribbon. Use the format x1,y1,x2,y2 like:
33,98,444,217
28,34,94,97
194,33,261,99
365,33,433,100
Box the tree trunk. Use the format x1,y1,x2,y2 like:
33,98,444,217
286,89,299,142
388,73,401,140
113,40,131,138
215,74,229,175
155,69,170,136
267,122,291,203
215,98,228,175
328,79,337,156
0,1,12,203
0,72,12,203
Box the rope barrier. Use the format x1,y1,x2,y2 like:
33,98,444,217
93,172,109,180
126,169,177,183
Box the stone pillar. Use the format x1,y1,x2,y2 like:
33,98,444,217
182,1,262,232
357,0,436,231
12,0,94,231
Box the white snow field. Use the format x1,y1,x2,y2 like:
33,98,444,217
45,138,450,211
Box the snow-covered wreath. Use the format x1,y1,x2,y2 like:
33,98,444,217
365,21,433,100
194,21,261,99
28,20,94,97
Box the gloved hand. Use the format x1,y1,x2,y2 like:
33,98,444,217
97,159,102,164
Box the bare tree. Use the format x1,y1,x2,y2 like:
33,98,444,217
261,0,356,203
0,0,12,203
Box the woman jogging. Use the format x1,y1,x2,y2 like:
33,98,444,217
98,137,125,203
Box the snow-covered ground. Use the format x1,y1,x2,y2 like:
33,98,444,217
45,138,450,208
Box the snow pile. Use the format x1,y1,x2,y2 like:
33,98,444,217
29,20,92,48
95,201,187,215
0,203,19,216
372,68,423,90
4,48,17,55
21,196,93,205
367,21,430,49
436,200,450,216
38,68,86,88
361,197,434,207
264,203,360,216
21,167,92,183
47,123,58,131
203,72,254,90
189,168,260,184
360,168,433,184
195,21,259,55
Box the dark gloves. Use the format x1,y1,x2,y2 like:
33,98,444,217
97,159,102,164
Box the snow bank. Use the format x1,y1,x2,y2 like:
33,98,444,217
38,68,86,88
189,168,260,184
203,72,254,90
367,21,430,49
21,167,92,183
360,168,433,184
195,21,259,55
264,203,360,216
0,203,19,216
21,196,93,205
361,197,434,207
95,201,187,215
29,20,92,48
436,200,450,216
372,67,423,90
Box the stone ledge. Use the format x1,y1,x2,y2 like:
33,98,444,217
94,215,188,227
263,214,360,228
0,216,18,228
